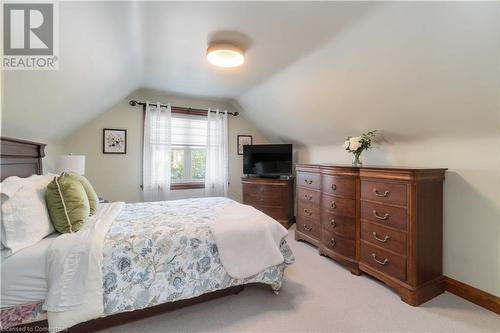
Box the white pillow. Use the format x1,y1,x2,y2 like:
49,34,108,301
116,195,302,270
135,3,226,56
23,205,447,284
1,174,56,255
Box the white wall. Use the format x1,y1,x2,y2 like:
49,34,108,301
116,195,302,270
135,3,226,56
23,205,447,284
238,2,500,296
59,88,269,203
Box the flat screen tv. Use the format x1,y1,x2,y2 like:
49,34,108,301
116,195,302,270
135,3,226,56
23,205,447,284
243,144,293,177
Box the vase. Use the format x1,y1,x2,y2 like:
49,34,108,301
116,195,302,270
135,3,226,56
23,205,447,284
352,152,362,167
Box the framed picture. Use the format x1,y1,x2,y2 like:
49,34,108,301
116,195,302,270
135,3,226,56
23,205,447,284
237,135,253,155
103,128,127,154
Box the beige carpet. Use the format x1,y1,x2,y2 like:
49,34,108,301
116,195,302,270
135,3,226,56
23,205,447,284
100,226,499,333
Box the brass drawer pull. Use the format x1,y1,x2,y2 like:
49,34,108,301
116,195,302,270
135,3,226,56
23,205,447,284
372,232,390,243
304,194,313,201
330,238,336,246
303,209,313,216
373,188,390,197
330,201,336,209
331,184,337,191
303,224,313,231
372,253,388,265
304,179,313,185
330,218,336,228
373,210,390,220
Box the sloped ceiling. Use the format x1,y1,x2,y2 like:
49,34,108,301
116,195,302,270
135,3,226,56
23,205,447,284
2,2,141,141
2,1,378,141
137,1,376,98
2,2,498,145
238,2,499,146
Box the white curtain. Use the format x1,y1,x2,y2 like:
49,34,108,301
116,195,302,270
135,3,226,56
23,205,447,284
205,109,228,197
143,102,172,201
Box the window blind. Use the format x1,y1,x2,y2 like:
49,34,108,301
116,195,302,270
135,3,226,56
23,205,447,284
171,113,207,146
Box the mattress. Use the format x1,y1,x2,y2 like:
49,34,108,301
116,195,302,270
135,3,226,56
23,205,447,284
1,233,59,308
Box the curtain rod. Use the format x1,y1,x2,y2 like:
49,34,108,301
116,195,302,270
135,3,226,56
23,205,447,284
129,100,239,116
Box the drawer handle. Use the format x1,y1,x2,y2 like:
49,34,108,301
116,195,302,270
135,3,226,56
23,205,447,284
331,184,337,191
303,209,313,216
372,232,390,243
372,253,389,265
373,210,390,220
304,194,313,201
330,238,336,246
303,224,313,231
304,179,313,185
330,201,336,209
330,218,336,228
373,188,390,197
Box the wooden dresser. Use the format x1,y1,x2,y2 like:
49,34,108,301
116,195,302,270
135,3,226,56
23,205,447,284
296,164,446,306
242,177,295,227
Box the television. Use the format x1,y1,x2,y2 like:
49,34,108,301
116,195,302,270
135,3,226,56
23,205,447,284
243,144,293,177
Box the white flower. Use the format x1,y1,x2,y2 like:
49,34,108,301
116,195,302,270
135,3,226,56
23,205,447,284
349,137,362,151
343,140,350,150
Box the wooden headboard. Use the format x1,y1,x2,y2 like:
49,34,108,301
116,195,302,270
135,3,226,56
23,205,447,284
0,137,46,181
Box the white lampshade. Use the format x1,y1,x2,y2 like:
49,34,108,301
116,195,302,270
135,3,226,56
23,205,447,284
56,155,85,175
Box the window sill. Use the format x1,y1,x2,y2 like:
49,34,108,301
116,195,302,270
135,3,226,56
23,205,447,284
171,182,205,190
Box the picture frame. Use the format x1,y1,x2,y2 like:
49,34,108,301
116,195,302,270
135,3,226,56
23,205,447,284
103,128,127,154
237,135,253,155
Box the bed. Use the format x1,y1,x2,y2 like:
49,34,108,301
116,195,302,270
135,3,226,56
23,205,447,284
0,137,294,332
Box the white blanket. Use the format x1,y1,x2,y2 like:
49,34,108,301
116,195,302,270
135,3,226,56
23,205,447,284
210,202,289,279
44,202,124,331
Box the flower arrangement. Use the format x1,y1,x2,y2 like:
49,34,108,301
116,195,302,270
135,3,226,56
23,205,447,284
343,130,377,166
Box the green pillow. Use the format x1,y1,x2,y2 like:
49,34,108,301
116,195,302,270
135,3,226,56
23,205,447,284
46,175,90,233
64,172,99,215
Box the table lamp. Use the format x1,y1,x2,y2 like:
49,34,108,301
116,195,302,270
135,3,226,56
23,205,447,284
56,154,85,175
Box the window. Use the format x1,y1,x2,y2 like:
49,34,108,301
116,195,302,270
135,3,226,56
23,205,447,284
170,113,207,188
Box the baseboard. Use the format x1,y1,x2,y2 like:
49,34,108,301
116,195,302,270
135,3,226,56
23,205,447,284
444,276,499,315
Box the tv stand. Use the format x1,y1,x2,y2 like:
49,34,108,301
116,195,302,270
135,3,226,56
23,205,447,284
241,176,295,228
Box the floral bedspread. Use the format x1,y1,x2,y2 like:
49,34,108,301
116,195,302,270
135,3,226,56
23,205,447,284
102,197,294,314
0,302,46,329
1,197,294,329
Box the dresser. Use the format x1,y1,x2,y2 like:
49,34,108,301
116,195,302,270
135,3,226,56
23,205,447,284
296,164,446,306
242,177,295,228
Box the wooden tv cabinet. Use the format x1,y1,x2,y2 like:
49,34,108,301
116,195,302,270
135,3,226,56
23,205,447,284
296,164,447,306
242,176,295,228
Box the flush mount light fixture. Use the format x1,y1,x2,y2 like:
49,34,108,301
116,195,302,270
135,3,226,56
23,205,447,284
206,43,245,68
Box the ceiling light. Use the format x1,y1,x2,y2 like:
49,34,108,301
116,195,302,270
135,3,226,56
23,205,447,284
206,43,245,68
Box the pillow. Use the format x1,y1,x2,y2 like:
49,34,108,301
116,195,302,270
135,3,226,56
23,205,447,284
46,175,90,233
63,172,99,215
1,174,56,255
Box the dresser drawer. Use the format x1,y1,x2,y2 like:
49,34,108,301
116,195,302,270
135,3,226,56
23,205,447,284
321,228,355,258
321,194,356,218
297,216,320,239
253,205,287,220
361,201,407,231
243,184,283,198
360,241,406,281
244,192,283,207
361,180,407,207
297,172,320,190
297,187,320,206
321,175,356,199
297,202,320,222
321,211,355,239
361,221,406,254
